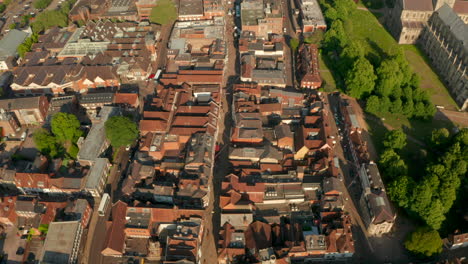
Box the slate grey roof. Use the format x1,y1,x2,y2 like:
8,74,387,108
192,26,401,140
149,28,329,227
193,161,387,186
84,158,109,189
0,30,29,59
77,106,121,163
435,4,468,50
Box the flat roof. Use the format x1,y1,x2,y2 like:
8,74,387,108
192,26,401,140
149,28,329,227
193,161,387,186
179,0,204,17
40,221,81,264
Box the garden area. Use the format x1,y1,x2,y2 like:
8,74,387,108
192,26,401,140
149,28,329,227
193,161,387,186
318,0,458,142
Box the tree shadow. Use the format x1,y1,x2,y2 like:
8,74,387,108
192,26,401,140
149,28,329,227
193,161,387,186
365,38,387,65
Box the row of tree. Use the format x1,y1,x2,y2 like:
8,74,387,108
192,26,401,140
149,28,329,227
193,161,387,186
379,128,468,257
17,0,77,58
319,0,435,120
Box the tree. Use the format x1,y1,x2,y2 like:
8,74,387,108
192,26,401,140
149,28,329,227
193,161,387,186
404,226,442,257
51,113,82,143
33,129,61,158
149,0,177,25
387,175,411,207
391,98,403,114
420,198,446,230
0,3,6,13
430,128,450,149
9,23,16,29
383,129,407,150
365,95,380,115
345,57,376,99
105,116,138,148
33,0,52,9
31,10,68,34
379,148,407,180
20,15,32,28
375,58,403,97
17,34,38,58
338,41,363,74
289,38,299,52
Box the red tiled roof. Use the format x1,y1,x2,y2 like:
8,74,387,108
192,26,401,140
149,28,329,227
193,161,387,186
114,93,139,107
403,0,433,11
14,173,51,188
259,103,282,114
102,201,127,256
169,127,206,135
172,116,208,127
143,111,170,120
454,0,468,14
150,208,203,223
139,120,167,133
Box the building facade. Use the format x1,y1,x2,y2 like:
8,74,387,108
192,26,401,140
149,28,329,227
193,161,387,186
419,5,468,110
387,0,468,110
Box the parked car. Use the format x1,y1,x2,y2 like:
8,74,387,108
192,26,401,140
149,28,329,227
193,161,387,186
16,247,24,255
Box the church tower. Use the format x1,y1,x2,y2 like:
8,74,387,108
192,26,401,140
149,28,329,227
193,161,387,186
433,0,456,10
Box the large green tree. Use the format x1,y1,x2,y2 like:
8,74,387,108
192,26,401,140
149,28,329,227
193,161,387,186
51,113,82,143
365,95,380,115
33,129,61,158
375,58,404,97
105,116,138,148
404,226,442,257
345,57,376,99
149,0,177,25
383,129,407,150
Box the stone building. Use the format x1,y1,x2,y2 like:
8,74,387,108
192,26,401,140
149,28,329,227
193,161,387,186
420,5,468,110
387,0,468,110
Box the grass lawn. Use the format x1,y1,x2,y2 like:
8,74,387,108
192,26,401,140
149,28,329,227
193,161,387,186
402,45,459,110
345,9,397,62
340,7,456,146
318,53,337,91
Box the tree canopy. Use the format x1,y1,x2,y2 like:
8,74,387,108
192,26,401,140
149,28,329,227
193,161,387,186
149,0,177,25
404,226,443,257
34,129,62,158
383,129,407,150
345,56,376,99
18,34,38,58
289,38,300,52
105,116,139,148
51,113,82,143
33,0,52,9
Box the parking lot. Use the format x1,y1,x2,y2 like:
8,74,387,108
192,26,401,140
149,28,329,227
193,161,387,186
1,0,63,36
0,226,27,263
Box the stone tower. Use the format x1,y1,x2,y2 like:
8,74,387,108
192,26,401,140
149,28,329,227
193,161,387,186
434,0,456,10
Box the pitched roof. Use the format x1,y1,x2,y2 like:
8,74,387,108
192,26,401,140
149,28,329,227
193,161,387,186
102,201,127,256
403,0,433,11
453,0,468,14
113,93,139,107
435,4,468,50
0,30,29,59
245,221,272,250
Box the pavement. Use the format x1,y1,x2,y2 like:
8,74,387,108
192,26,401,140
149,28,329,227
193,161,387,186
326,93,413,264
199,2,238,263
0,225,27,264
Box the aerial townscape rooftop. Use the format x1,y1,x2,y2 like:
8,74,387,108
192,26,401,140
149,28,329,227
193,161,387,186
0,0,466,263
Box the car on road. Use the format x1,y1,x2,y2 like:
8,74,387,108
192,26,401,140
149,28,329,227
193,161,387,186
16,247,24,255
